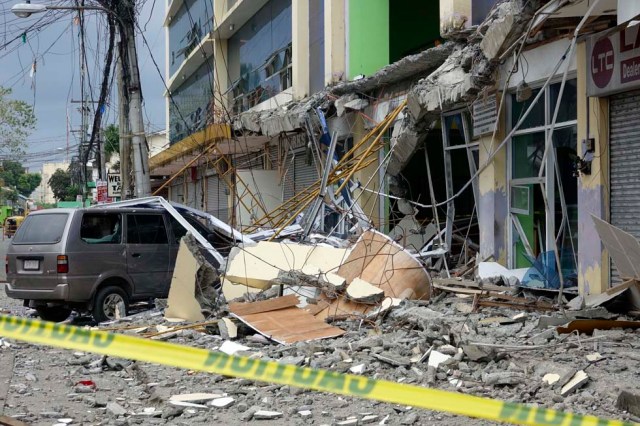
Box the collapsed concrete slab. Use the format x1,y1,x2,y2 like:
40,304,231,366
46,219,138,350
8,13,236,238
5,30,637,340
165,234,221,322
224,241,348,290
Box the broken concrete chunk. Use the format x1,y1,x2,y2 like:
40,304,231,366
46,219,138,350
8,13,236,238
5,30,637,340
560,370,589,396
219,340,251,355
253,410,283,420
350,364,366,374
372,353,411,367
427,350,452,369
616,390,640,417
346,278,384,304
218,318,238,340
542,374,560,386
586,352,603,362
106,402,127,417
210,397,235,408
461,344,496,362
482,371,525,386
323,271,347,292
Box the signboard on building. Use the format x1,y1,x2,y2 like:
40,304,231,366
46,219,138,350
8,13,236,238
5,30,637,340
472,94,497,137
96,180,108,203
587,25,640,97
107,173,121,198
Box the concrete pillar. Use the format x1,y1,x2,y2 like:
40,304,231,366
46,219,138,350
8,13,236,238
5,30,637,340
576,42,609,295
478,100,508,265
324,0,346,85
213,38,229,122
292,0,310,100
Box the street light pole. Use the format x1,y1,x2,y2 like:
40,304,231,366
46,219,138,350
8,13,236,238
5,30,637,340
11,1,151,198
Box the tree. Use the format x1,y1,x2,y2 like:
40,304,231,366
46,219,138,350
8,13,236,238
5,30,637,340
0,87,36,157
104,124,119,160
48,168,81,201
0,160,42,196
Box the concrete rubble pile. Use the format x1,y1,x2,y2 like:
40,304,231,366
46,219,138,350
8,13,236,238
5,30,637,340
6,215,640,425
3,257,640,424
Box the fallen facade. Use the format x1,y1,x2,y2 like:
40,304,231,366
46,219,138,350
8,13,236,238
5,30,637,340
155,0,640,298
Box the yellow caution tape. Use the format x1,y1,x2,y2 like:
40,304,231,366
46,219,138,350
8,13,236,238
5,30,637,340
0,314,635,426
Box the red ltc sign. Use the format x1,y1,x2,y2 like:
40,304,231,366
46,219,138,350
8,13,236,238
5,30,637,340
588,24,640,96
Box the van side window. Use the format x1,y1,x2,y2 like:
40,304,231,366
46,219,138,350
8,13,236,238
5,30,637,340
127,214,169,244
81,213,122,244
168,215,188,244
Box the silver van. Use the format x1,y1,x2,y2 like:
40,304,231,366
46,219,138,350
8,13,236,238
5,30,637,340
5,207,228,322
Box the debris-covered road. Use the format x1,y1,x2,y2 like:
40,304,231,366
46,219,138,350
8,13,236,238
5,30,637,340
1,277,639,426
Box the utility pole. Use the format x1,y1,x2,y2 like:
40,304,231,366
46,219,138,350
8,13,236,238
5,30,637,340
78,4,87,199
118,4,150,198
117,52,131,200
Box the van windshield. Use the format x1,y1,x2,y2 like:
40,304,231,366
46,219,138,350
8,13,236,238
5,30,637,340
13,213,69,244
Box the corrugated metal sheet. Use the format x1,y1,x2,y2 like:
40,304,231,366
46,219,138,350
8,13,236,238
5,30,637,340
206,175,229,223
609,90,640,284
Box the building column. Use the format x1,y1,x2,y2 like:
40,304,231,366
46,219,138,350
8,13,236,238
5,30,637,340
324,0,346,85
292,0,310,100
576,42,609,295
213,38,229,122
478,100,508,265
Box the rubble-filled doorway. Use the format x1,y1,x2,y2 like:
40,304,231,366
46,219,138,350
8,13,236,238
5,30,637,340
391,111,479,261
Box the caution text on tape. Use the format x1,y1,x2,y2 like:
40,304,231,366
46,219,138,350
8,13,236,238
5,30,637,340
0,314,635,426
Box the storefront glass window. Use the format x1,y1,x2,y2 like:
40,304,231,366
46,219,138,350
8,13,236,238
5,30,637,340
228,0,292,114
169,62,214,144
168,0,214,77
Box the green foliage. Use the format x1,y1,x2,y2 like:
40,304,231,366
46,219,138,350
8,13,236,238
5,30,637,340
48,168,81,201
104,124,119,160
16,173,41,196
0,188,18,203
0,160,41,196
0,87,36,157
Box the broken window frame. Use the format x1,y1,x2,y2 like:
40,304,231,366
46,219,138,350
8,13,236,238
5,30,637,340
506,77,578,270
440,109,480,250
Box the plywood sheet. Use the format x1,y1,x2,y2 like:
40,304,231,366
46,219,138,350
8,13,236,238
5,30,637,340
592,215,640,280
229,295,345,344
337,230,430,299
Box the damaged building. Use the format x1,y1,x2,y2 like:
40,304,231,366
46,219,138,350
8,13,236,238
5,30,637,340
154,0,640,298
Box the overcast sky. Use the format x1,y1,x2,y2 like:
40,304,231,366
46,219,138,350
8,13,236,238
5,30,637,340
0,0,166,171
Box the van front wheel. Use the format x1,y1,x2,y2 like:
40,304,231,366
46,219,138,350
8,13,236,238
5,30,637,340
93,286,128,323
36,306,71,322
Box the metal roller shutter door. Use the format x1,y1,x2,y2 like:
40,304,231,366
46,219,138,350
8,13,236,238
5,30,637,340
283,147,318,206
294,148,318,193
609,90,640,284
170,177,184,204
206,175,229,222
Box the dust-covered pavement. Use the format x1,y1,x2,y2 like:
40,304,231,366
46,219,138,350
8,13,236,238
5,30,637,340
0,228,639,426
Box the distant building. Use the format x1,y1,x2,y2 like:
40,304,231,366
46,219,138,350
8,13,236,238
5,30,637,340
32,162,69,205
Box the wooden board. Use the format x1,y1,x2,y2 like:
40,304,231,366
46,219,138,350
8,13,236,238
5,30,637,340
229,296,345,344
228,294,299,316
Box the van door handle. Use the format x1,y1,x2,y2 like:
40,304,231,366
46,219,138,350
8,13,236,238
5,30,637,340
131,253,141,258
